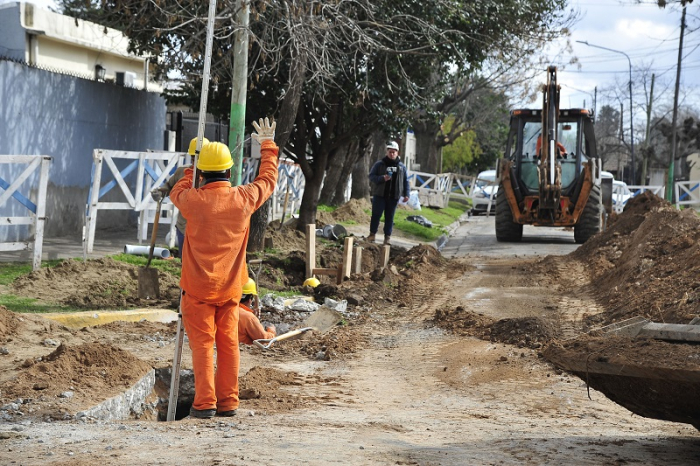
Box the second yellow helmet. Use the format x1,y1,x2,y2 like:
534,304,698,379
188,137,210,156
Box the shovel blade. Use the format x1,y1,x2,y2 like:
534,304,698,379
303,306,343,334
138,267,160,299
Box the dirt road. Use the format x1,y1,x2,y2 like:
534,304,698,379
3,215,700,465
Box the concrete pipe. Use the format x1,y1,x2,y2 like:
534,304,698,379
124,244,171,258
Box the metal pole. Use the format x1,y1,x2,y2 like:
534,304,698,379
668,3,688,202
167,0,218,422
576,41,635,183
229,1,250,187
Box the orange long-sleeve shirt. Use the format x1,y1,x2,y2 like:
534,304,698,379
238,303,276,345
170,140,279,303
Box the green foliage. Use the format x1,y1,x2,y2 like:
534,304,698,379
442,126,482,173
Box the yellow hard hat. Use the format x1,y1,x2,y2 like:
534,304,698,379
188,137,210,155
242,278,257,296
197,142,233,171
303,277,320,288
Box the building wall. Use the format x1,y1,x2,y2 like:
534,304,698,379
0,3,24,61
0,60,166,241
0,2,159,91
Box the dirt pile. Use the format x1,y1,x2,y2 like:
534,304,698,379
12,257,180,310
543,192,700,428
0,342,152,420
0,305,22,340
429,305,556,349
572,192,700,326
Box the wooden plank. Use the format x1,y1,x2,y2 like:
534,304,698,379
312,268,337,276
639,323,700,342
33,157,51,271
305,224,315,279
0,217,35,225
341,236,353,279
0,242,30,251
352,245,363,274
379,245,390,268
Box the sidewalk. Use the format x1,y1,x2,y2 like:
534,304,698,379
0,229,161,263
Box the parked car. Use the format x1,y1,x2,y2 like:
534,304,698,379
471,169,498,215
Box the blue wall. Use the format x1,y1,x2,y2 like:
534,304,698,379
0,60,166,240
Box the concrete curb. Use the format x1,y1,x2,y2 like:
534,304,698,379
42,309,178,329
76,369,156,421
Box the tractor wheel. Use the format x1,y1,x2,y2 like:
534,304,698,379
574,183,603,244
495,183,523,242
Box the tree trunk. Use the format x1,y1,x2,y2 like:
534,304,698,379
319,138,361,206
413,121,441,173
246,200,269,252
297,165,325,228
247,50,307,250
352,131,384,199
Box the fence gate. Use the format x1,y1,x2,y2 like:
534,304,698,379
0,155,52,270
85,149,184,254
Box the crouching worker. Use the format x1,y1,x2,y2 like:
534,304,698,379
170,118,278,419
238,278,276,345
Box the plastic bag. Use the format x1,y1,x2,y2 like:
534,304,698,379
398,190,421,210
406,215,433,228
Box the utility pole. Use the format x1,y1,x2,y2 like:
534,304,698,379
642,73,655,186
667,1,690,202
229,1,250,187
577,41,635,184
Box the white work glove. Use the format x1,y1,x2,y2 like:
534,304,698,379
251,117,276,143
150,187,164,202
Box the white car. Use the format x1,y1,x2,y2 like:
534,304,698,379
472,170,498,215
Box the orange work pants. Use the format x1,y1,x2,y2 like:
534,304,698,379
181,292,240,412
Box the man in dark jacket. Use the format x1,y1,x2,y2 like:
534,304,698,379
368,141,410,245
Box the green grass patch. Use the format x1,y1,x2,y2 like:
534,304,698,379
0,259,65,286
390,201,469,240
111,253,182,278
317,204,337,213
0,294,77,313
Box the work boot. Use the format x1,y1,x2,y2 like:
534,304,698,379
217,409,237,417
383,236,391,245
367,233,376,242
189,407,216,419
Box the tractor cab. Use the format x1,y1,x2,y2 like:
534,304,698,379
504,108,597,202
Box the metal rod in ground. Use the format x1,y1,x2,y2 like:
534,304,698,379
166,309,185,422
167,0,217,422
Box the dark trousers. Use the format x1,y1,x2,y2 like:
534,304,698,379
176,228,185,257
370,196,400,237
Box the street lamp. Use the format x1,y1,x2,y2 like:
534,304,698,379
577,40,635,184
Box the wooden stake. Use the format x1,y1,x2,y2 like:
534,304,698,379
379,245,390,269
305,224,315,278
341,236,354,279
352,245,363,274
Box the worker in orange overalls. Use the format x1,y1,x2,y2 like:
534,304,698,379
170,118,278,419
536,134,567,157
238,278,276,345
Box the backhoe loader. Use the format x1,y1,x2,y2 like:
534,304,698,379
496,66,609,243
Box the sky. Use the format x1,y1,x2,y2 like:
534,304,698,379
552,0,700,112
5,0,699,113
